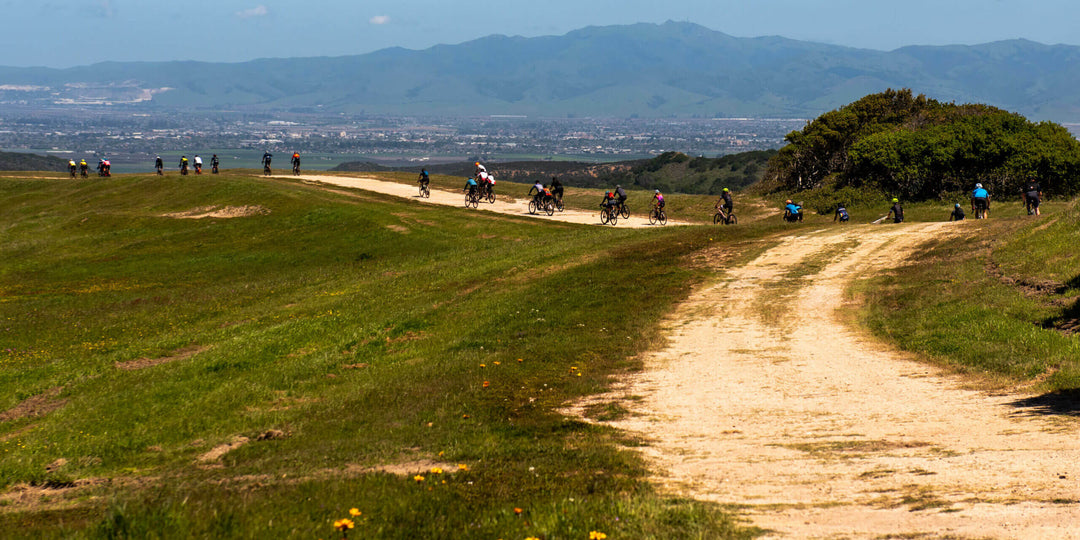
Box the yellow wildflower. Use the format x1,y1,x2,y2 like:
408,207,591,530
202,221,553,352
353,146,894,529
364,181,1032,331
413,475,425,482
348,508,362,517
334,518,355,530
430,466,443,474
589,532,607,540
458,463,469,471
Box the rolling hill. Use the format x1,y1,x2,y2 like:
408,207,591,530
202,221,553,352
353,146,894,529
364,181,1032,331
4,22,1080,120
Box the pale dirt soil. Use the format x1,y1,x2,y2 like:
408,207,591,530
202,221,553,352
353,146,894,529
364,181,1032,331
574,223,1080,539
287,174,685,228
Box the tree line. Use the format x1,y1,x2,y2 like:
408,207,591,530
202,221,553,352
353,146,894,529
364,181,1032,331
764,89,1080,200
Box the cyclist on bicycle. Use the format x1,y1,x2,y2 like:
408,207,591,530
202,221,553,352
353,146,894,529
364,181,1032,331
600,191,617,212
291,152,300,172
464,177,478,198
528,180,545,205
614,184,627,209
834,203,849,223
971,183,990,218
474,161,487,177
193,154,203,174
716,187,733,218
262,151,273,171
78,159,88,177
950,203,966,221
418,168,430,189
550,176,564,202
653,189,665,209
1022,178,1042,216
783,199,803,222
68,159,77,177
210,154,220,173
179,155,189,174
155,156,163,174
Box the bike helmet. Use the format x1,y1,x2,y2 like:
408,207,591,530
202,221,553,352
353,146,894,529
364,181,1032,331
616,185,621,189
955,203,961,208
975,183,982,189
723,187,729,192
655,189,660,193
892,198,899,203
785,199,792,204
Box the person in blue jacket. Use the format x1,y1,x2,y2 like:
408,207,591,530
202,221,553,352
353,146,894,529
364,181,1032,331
783,199,802,222
971,182,990,218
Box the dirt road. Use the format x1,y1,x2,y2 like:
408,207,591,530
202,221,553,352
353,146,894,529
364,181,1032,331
586,223,1080,538
286,174,682,228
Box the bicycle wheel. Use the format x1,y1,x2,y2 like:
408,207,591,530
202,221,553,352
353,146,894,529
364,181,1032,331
555,199,564,212
620,205,629,219
600,209,609,224
486,191,495,203
609,211,618,226
659,210,667,225
528,200,537,214
713,212,721,224
649,209,658,225
545,201,554,216
727,214,737,225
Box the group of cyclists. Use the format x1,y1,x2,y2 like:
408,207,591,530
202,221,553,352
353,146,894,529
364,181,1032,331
260,151,303,176
67,158,110,178
781,179,1047,225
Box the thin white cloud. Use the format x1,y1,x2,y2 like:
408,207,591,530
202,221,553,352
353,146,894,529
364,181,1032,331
370,15,391,25
236,5,269,19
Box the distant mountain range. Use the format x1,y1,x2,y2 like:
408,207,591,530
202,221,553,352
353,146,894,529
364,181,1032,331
4,22,1080,121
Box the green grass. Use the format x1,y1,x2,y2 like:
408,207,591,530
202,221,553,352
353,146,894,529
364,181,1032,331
0,172,761,538
853,205,1080,391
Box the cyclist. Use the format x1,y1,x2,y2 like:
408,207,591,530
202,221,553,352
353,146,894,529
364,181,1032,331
783,199,802,222
614,184,627,210
653,189,665,210
418,168,430,190
102,158,111,176
477,170,493,197
716,187,734,219
96,159,106,176
68,159,77,178
1022,178,1042,216
291,152,300,173
155,156,163,175
887,198,904,223
210,154,220,174
528,180,545,206
193,154,203,174
78,159,88,177
834,203,850,223
600,190,617,215
550,176,564,203
474,161,487,177
950,203,966,221
971,182,990,218
262,151,273,174
463,176,478,199
179,155,189,175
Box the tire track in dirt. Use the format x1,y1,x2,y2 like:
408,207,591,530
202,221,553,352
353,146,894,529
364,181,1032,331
284,174,685,228
581,223,1080,539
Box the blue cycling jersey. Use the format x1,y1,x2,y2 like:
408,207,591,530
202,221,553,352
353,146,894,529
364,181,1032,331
466,178,477,186
785,203,801,214
972,188,989,199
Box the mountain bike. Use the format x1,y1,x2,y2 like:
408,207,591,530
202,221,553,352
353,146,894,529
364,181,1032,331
419,182,430,198
600,205,618,225
292,162,300,176
713,207,737,225
649,205,667,225
483,184,496,204
180,164,188,176
615,200,629,219
69,167,76,179
263,164,271,176
528,196,553,215
211,162,219,174
465,190,480,208
155,164,163,176
554,197,564,212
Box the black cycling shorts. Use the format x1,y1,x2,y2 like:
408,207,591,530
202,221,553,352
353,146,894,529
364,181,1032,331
1026,193,1040,207
972,197,988,210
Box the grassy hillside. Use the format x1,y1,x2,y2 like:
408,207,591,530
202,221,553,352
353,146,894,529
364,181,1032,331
0,173,761,538
854,200,1080,390
0,151,68,172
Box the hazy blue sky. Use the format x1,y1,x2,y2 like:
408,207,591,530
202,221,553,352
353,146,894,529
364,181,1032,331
9,0,1080,67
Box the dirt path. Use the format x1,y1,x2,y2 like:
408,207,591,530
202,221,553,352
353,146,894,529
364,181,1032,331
586,223,1080,539
285,174,684,228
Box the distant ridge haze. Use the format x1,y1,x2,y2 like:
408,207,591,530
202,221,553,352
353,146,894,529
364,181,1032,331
3,22,1080,122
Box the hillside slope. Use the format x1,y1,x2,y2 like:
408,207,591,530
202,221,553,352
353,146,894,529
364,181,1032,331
4,23,1080,120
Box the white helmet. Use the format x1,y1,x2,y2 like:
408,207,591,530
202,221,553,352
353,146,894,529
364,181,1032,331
975,183,983,189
